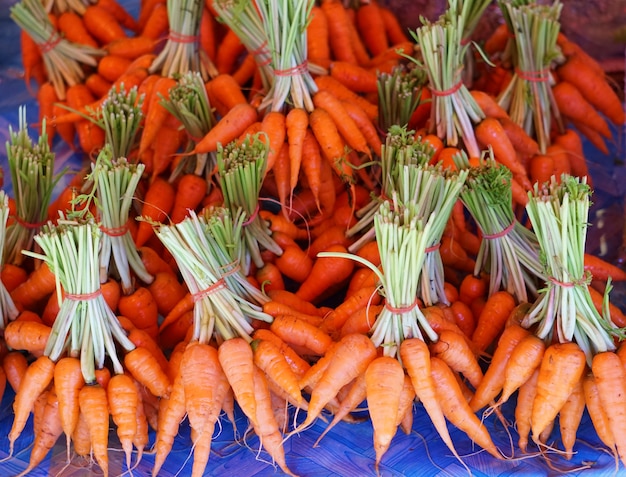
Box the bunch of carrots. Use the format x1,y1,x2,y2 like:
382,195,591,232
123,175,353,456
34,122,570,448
0,0,625,475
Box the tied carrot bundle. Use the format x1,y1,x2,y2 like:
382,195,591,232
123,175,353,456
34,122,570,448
4,107,64,267
217,132,283,273
456,154,544,303
10,0,104,100
496,1,563,153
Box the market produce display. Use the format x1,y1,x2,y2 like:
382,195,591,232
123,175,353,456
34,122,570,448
0,0,624,476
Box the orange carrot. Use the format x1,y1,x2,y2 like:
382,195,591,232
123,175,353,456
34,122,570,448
469,322,531,412
124,346,172,398
127,327,170,375
170,173,208,224
205,73,248,118
314,75,379,121
516,367,540,453
307,5,331,68
215,28,246,75
556,53,625,126
296,244,355,304
97,0,140,32
292,333,377,433
54,356,84,461
592,351,626,467
379,5,410,44
256,263,285,293
498,334,546,406
82,5,127,44
10,262,56,310
498,116,540,159
107,373,139,470
471,290,517,354
321,0,357,64
140,2,169,40
191,102,258,155
364,356,405,472
265,289,326,317
582,372,615,451
531,342,587,443
253,338,304,408
8,355,55,455
559,377,585,460
259,110,286,173
430,329,483,390
78,384,109,475
217,338,257,424
3,320,51,356
270,314,333,357
118,286,159,333
285,107,309,202
106,36,157,60
152,369,185,476
135,178,176,248
3,351,29,394
329,61,378,94
553,80,612,138
470,90,509,120
584,253,626,282
274,245,314,284
553,129,592,185
356,1,389,57
139,76,177,156
475,117,528,179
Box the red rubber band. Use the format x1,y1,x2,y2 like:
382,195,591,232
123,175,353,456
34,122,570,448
429,80,463,97
13,215,47,230
219,260,241,278
274,61,308,77
192,278,226,302
385,298,420,314
168,32,198,44
39,33,62,54
515,67,550,82
65,289,103,301
482,221,515,240
100,222,129,237
425,242,441,253
242,205,260,227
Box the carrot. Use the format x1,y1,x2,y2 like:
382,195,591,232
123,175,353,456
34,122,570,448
1,263,28,293
314,74,379,121
135,178,176,248
497,334,546,407
584,253,626,282
217,338,257,425
253,339,304,408
20,30,44,94
515,367,539,453
138,76,177,156
180,341,230,477
84,73,112,99
152,371,185,476
430,329,484,390
274,245,314,284
469,321,531,412
215,28,246,75
107,373,139,470
170,173,208,224
118,286,159,334
271,141,291,220
54,12,96,49
106,36,156,60
498,116,540,159
285,108,309,200
365,356,405,472
78,384,109,475
529,152,554,186
124,346,172,398
340,303,383,338
296,244,355,304
313,90,370,155
582,372,615,451
3,320,51,356
10,262,56,311
329,61,378,94
252,329,311,379
270,314,333,357
82,5,127,45
127,327,170,375
379,5,409,44
307,5,331,68
16,384,62,477
431,356,502,459
8,355,55,454
592,351,626,467
145,273,186,320
262,303,322,328
191,102,258,155
3,351,29,394
553,80,612,138
251,365,297,476
205,73,248,118
140,2,169,40
556,53,625,127
553,129,591,185
51,357,84,461
291,333,377,433
255,263,285,293
475,117,528,180
531,342,586,444
320,285,380,335
138,245,177,277
471,290,517,354
321,0,357,64
356,1,389,57
558,377,585,460
97,0,140,33
259,112,287,179
439,235,476,273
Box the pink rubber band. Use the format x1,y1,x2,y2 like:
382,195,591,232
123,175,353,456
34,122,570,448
482,221,515,240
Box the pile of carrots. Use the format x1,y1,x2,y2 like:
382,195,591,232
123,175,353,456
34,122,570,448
1,0,626,475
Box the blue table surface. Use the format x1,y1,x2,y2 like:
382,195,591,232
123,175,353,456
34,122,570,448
0,1,625,476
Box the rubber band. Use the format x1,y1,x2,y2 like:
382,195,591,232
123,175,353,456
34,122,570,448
482,221,515,240
429,80,463,97
219,260,241,278
548,274,590,288
168,31,198,44
242,205,260,227
65,289,103,301
385,298,420,314
39,33,62,54
100,222,129,237
274,61,308,77
424,242,441,253
516,67,550,83
13,215,47,230
250,41,272,67
192,278,226,302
